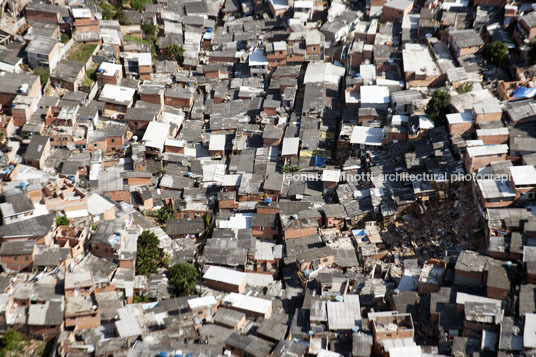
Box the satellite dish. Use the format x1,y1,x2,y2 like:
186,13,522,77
67,143,75,151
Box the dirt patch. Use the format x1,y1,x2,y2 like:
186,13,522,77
381,182,484,263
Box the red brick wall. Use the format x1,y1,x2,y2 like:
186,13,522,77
478,135,508,145
449,122,473,137
382,4,412,23
1,254,33,272
284,227,317,239
164,96,192,109
26,10,59,23
205,278,245,293
475,112,502,124
487,286,508,300
465,153,507,172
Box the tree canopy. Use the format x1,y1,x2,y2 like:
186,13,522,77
166,44,185,64
33,67,49,87
167,263,198,297
141,22,157,42
455,82,473,94
136,230,166,276
55,216,69,226
425,90,451,127
130,0,147,12
0,330,23,356
485,41,508,67
156,206,175,223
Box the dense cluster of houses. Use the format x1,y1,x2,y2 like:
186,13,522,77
0,0,535,355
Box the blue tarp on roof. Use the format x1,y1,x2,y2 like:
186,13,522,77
314,156,325,167
352,229,366,238
513,86,536,99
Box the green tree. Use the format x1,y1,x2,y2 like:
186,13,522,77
166,44,185,63
141,22,157,42
167,263,198,297
130,0,146,12
55,216,70,226
485,41,508,67
156,206,175,223
425,90,451,127
0,330,23,356
99,1,115,20
114,8,129,24
136,230,166,276
33,67,49,87
455,82,473,94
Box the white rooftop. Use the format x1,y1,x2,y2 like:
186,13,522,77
249,48,268,66
466,144,508,158
203,265,246,286
402,43,440,77
98,62,123,76
269,0,289,10
138,52,152,66
350,126,384,146
222,174,242,187
282,137,300,156
217,213,252,230
294,0,313,8
304,62,346,86
474,98,502,114
477,179,515,199
476,127,509,136
223,292,272,315
447,112,474,125
525,314,536,349
456,292,502,307
360,85,390,104
164,138,186,148
322,169,341,182
99,84,136,105
72,8,92,18
392,115,409,126
209,134,226,151
327,294,361,331
142,121,170,152
509,165,536,186
187,295,217,310
419,116,434,130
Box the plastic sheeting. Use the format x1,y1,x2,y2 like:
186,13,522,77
513,86,536,98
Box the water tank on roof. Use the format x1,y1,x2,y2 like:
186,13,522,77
159,352,167,357
335,295,344,302
352,326,359,333
18,84,28,94
291,214,298,219
264,197,272,204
